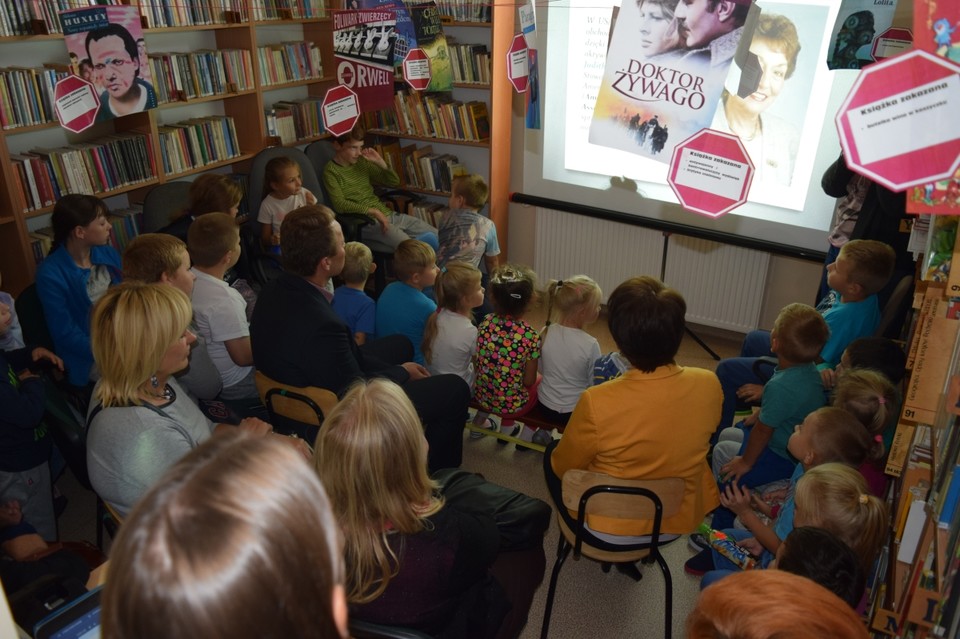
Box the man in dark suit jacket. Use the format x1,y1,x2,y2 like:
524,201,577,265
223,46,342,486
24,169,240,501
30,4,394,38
250,205,469,471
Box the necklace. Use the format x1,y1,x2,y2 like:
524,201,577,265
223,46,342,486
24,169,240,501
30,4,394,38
740,117,761,142
141,383,174,401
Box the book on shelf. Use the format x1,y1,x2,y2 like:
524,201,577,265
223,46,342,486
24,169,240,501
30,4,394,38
106,206,144,254
158,115,240,175
409,200,445,226
135,0,249,29
435,0,489,23
251,0,327,20
447,41,490,85
267,98,326,142
256,41,323,86
149,49,254,103
378,89,490,142
0,65,69,130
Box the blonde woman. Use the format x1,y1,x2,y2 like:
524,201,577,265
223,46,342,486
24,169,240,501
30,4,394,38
103,432,347,639
86,282,298,516
315,379,506,638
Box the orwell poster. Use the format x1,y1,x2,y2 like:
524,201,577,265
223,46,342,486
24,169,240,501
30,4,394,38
589,0,753,163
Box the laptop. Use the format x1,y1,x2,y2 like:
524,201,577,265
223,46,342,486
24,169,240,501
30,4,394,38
32,586,102,639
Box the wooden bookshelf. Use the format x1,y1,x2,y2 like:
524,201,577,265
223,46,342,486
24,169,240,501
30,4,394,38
0,0,513,295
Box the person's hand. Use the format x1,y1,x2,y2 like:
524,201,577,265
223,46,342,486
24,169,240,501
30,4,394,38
718,482,752,516
820,367,838,390
305,190,317,205
17,369,38,382
370,208,390,234
275,433,313,460
719,456,752,484
740,412,759,428
361,147,386,168
739,536,764,557
736,383,764,403
237,417,274,436
271,232,281,246
401,362,430,380
749,491,773,518
31,347,63,371
0,500,22,528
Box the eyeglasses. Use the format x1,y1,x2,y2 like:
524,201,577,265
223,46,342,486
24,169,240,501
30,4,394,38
93,58,134,72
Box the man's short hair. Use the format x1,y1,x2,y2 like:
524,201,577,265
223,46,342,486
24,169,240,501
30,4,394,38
280,205,337,277
707,0,750,26
85,22,140,67
839,239,896,296
123,233,187,283
393,240,436,281
332,125,365,145
607,276,686,372
451,174,489,210
187,213,239,268
777,527,866,608
341,242,373,284
772,303,829,363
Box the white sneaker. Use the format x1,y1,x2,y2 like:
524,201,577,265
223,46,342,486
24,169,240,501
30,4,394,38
470,416,499,439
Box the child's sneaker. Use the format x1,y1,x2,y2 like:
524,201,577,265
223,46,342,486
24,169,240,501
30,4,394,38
498,424,521,446
532,429,554,446
688,533,710,553
684,549,715,577
469,416,499,440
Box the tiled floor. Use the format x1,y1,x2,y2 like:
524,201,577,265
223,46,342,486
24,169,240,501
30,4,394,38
53,310,744,638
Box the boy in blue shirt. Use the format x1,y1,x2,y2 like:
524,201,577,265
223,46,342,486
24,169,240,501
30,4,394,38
332,242,377,346
375,240,438,364
709,303,829,530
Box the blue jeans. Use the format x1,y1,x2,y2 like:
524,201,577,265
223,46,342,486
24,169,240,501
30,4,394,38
700,528,774,590
715,330,774,430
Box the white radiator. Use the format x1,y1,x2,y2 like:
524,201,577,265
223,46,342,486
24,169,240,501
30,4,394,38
533,208,769,333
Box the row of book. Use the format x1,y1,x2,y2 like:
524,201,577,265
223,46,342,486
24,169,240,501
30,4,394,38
13,133,156,212
448,42,491,85
149,48,255,104
0,0,121,37
407,200,446,227
363,90,490,143
0,65,69,130
28,206,143,265
135,0,248,28
157,114,241,175
377,141,465,194
435,0,490,23
251,0,326,21
257,41,323,86
264,98,326,144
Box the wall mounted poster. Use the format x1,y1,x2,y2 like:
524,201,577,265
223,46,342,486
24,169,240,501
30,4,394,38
825,0,897,69
333,10,397,112
59,5,156,122
409,1,453,92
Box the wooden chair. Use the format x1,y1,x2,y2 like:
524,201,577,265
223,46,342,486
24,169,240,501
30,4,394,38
541,443,683,639
254,371,339,442
96,498,124,549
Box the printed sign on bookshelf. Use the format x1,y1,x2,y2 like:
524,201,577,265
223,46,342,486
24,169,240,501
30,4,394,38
59,5,157,122
333,10,397,112
54,74,99,133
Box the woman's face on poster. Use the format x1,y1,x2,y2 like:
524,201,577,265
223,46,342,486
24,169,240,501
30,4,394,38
638,1,679,55
736,39,789,115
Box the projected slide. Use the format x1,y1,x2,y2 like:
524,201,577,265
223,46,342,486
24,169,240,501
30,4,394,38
538,0,861,253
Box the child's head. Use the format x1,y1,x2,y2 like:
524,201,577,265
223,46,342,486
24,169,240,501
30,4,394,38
51,194,110,248
422,263,483,365
341,242,374,286
794,462,887,571
833,368,898,442
187,212,241,269
188,173,243,218
263,157,303,200
829,239,896,299
607,276,685,373
489,264,537,318
787,407,884,469
545,275,602,328
123,233,194,297
448,174,489,211
775,526,865,609
842,337,906,385
393,239,438,288
331,126,365,166
771,303,829,363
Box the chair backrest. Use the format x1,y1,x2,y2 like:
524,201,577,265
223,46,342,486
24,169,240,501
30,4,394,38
14,284,54,351
874,274,913,339
254,370,338,428
247,147,324,217
142,181,192,233
561,470,685,523
304,140,337,206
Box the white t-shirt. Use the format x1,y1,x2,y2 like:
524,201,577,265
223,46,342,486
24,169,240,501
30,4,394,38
190,268,252,389
257,190,313,236
425,309,477,388
539,324,601,413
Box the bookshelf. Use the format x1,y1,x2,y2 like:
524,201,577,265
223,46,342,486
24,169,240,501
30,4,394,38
0,0,513,296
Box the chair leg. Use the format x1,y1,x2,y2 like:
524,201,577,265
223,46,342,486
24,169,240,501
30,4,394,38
540,540,572,639
655,553,673,639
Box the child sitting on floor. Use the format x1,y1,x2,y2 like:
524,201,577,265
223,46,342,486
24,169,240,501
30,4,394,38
332,242,377,346
375,240,438,364
833,368,898,496
775,526,865,609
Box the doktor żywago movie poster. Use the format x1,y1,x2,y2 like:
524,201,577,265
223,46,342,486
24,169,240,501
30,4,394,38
589,0,753,164
333,9,397,112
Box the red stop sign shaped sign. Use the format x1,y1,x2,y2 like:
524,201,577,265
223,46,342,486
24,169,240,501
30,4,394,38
322,85,360,138
403,48,431,91
668,129,754,218
836,49,960,191
54,74,100,133
870,27,912,62
506,34,528,93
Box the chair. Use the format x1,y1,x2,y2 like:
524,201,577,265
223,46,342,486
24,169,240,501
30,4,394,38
141,181,192,233
304,140,377,243
349,619,434,639
874,274,913,340
253,371,339,442
541,442,682,639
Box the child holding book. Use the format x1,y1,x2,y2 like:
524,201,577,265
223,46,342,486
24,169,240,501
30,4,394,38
258,156,317,252
537,276,602,426
332,242,377,346
375,240,439,364
474,264,545,447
